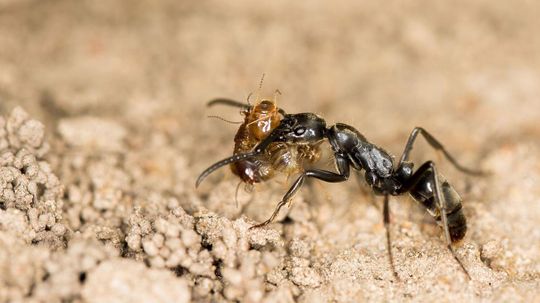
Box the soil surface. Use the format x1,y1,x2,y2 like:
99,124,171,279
1,1,539,302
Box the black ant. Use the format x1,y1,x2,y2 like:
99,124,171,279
196,103,485,280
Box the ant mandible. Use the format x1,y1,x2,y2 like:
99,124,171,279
196,101,485,280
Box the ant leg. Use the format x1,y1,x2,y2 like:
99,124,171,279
400,161,471,279
429,162,472,279
383,194,400,280
250,199,289,229
398,127,485,176
305,178,321,206
250,155,350,229
356,172,379,210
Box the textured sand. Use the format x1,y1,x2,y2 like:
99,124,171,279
0,1,539,302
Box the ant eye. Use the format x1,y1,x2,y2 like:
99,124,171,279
294,127,306,136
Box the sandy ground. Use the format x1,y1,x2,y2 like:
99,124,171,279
1,0,539,302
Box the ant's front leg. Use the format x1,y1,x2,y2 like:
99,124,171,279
250,154,350,229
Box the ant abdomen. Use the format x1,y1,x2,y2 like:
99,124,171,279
409,171,467,242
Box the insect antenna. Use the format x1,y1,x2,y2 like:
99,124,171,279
246,92,254,107
207,115,243,124
253,73,265,105
246,115,267,127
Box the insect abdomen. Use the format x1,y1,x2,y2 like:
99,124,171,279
409,172,467,242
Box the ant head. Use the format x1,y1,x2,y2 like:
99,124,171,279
272,113,327,144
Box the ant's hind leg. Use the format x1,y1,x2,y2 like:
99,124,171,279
429,162,472,279
402,161,472,279
383,194,400,280
250,155,350,229
398,127,485,176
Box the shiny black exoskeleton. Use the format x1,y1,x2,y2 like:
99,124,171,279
196,110,485,280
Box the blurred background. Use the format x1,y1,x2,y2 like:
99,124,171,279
1,0,539,142
1,0,539,302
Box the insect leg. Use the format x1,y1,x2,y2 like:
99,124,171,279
398,127,485,176
383,194,400,280
400,161,471,279
250,155,350,229
356,171,379,210
429,162,472,279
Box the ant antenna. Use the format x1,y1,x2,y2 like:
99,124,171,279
207,115,243,124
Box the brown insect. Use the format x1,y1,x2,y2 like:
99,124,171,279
207,93,322,187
